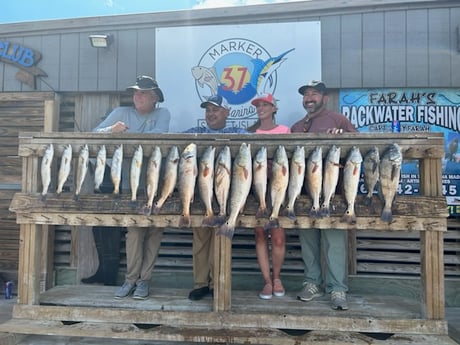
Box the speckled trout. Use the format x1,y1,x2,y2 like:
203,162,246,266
93,145,106,193
56,144,72,195
74,144,89,201
111,144,123,195
40,143,54,201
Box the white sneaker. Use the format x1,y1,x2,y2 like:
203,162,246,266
297,283,323,302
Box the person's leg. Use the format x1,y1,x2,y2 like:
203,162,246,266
192,227,213,289
101,227,122,286
297,228,324,301
125,227,146,283
255,227,272,299
270,227,285,281
322,229,348,293
139,227,164,281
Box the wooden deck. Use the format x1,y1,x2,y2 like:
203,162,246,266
0,285,455,345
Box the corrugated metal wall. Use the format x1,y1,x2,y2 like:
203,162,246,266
0,1,458,93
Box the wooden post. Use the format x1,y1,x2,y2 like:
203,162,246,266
213,232,232,311
419,157,445,319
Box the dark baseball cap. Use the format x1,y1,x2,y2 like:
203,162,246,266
298,80,328,95
200,95,230,110
126,75,164,102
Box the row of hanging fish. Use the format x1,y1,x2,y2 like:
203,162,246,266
39,142,403,235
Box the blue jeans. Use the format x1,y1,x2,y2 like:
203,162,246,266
298,228,348,293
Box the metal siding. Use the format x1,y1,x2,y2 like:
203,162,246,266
321,16,341,87
362,12,384,87
97,37,119,91
451,7,460,87
428,8,452,86
136,28,157,80
341,14,363,87
384,11,407,87
116,30,139,90
59,33,80,91
39,35,61,92
406,9,429,86
79,33,99,91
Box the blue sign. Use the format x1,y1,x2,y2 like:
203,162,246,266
340,89,460,215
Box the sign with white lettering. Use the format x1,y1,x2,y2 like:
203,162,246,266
340,89,460,215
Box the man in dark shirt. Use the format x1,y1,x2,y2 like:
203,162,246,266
291,80,357,310
184,95,246,301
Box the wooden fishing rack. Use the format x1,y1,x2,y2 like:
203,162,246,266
3,131,449,344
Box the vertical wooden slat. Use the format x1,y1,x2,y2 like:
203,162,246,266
419,157,445,319
213,233,232,311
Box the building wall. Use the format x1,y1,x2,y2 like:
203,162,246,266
0,1,458,93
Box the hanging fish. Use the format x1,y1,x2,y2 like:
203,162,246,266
40,143,54,202
213,146,232,226
362,146,380,206
153,146,179,214
320,145,341,217
129,144,143,207
266,145,289,230
198,145,216,227
56,144,73,196
73,144,89,201
94,145,106,193
305,146,322,217
219,143,252,238
379,144,402,223
111,144,123,196
178,143,198,228
341,146,363,224
284,145,305,220
141,146,162,216
253,146,268,219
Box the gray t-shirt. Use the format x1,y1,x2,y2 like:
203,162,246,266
93,106,171,133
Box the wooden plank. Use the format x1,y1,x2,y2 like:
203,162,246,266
213,232,232,311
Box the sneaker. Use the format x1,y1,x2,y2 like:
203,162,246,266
188,286,210,301
259,283,273,300
331,291,349,310
114,281,135,299
273,279,285,297
132,280,150,300
297,283,323,302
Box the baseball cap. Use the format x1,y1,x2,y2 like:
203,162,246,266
251,93,277,107
200,95,230,110
298,80,328,95
126,75,164,102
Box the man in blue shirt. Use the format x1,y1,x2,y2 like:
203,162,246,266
185,95,246,300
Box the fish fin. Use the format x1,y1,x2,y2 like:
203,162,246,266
256,207,269,219
381,208,393,223
282,165,288,176
217,223,235,239
202,215,215,227
179,215,191,228
202,165,211,178
243,167,250,180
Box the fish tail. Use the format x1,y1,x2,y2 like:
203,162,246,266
381,208,393,223
363,196,372,206
73,194,80,202
320,205,330,217
202,214,215,227
212,215,227,226
139,204,152,216
264,218,280,230
39,194,47,203
179,214,191,228
309,206,320,218
129,200,138,209
256,207,269,219
94,187,101,194
218,223,235,239
284,207,296,220
341,208,357,224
